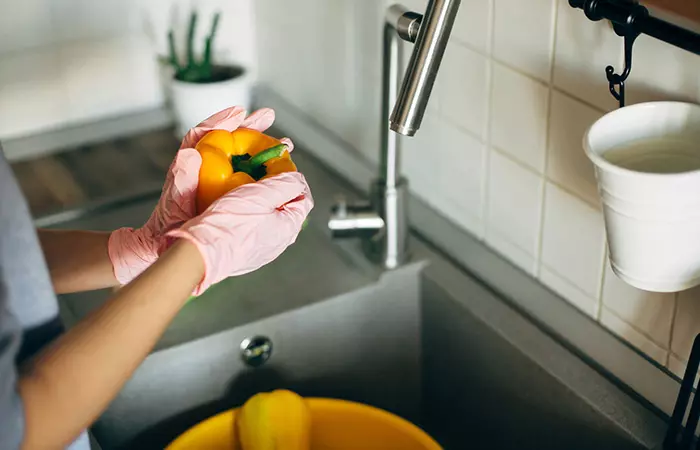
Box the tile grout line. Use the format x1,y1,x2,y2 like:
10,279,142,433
486,139,602,215
451,18,625,118
451,29,548,88
546,177,602,210
552,85,609,116
667,291,681,367
440,114,485,149
479,0,496,242
535,0,560,279
604,306,673,355
540,261,598,306
489,142,543,176
345,1,359,126
487,225,538,263
441,113,603,213
594,245,608,321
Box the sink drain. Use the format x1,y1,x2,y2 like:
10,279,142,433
240,336,272,367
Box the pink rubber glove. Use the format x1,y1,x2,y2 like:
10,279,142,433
107,106,294,285
165,171,313,295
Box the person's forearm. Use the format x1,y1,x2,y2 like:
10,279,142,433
18,239,204,450
37,229,118,294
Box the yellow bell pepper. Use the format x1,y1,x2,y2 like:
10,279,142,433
194,129,298,214
235,389,311,450
262,151,298,179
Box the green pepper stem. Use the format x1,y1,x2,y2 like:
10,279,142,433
248,144,288,168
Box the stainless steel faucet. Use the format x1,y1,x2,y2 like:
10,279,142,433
328,0,461,269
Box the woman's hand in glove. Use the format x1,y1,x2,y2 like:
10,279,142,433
165,171,313,295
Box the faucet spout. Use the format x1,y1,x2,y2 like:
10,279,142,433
328,1,461,269
389,0,461,136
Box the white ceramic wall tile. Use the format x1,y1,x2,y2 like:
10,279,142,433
402,113,441,184
667,354,689,381
672,287,700,359
404,128,435,210
486,150,543,258
404,117,485,238
393,0,428,14
0,49,65,139
667,353,700,390
404,118,484,238
0,0,54,54
626,34,700,105
59,37,164,125
540,266,599,318
439,43,489,139
489,63,549,173
602,262,675,348
486,232,537,275
668,354,700,391
493,0,555,82
349,73,382,165
50,0,142,44
260,0,345,124
436,194,485,239
546,90,604,205
313,3,362,149
451,0,492,54
353,0,384,81
600,308,669,365
256,1,306,108
437,122,486,219
553,0,621,111
540,182,606,298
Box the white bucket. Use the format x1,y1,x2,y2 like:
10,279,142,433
170,66,252,138
584,101,700,292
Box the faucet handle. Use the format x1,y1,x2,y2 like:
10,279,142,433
328,196,384,238
333,195,348,219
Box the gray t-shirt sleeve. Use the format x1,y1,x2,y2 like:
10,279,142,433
0,148,91,450
0,150,28,449
0,288,24,450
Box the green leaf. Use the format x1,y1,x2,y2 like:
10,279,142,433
167,30,181,71
186,11,198,68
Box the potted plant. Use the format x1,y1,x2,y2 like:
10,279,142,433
165,11,252,137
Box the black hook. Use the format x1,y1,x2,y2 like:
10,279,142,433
605,29,639,108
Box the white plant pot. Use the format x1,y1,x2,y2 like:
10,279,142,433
170,66,252,138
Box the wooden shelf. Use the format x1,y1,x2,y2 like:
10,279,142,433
642,0,700,27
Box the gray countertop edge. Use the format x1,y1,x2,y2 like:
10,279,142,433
3,107,174,163
256,87,679,432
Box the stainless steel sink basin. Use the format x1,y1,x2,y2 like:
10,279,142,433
50,148,665,450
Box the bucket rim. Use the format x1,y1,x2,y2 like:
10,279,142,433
583,101,700,180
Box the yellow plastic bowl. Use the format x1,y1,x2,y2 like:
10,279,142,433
165,398,442,450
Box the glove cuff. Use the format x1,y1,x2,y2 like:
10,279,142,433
108,227,158,285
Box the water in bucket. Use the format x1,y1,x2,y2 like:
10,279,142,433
602,137,700,174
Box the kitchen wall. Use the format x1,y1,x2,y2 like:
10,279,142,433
0,0,255,149
255,0,700,377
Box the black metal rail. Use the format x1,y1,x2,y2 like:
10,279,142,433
569,0,700,107
665,333,700,449
569,0,700,55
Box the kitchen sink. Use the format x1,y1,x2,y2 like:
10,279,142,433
50,148,666,450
